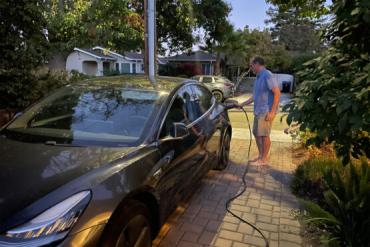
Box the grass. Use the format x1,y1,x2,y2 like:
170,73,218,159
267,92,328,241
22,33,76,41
228,111,289,131
89,75,187,84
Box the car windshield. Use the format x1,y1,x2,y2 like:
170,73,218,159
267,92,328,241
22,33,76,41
2,86,164,146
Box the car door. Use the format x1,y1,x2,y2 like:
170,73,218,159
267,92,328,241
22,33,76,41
154,85,206,217
189,85,223,171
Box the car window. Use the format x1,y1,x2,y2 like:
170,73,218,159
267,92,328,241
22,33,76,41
160,85,195,138
4,87,162,146
192,76,201,81
160,95,186,138
202,76,213,83
214,77,225,83
190,85,214,115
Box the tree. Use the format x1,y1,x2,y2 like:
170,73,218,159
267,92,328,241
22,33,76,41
265,6,323,54
0,0,50,109
193,0,232,74
224,28,292,73
156,0,196,53
45,0,144,53
46,0,198,54
283,0,370,163
266,0,328,18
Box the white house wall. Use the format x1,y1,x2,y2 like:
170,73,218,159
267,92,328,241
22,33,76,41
66,50,145,76
66,51,103,76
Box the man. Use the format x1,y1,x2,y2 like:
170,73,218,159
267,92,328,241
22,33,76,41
239,57,281,165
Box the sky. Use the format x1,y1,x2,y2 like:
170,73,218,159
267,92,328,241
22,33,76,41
228,0,271,30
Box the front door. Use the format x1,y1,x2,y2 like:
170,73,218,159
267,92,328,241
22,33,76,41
103,61,110,71
121,63,130,74
202,63,211,75
132,63,136,74
155,85,205,218
190,85,222,168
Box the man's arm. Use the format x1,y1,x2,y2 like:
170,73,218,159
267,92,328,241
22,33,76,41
266,87,281,121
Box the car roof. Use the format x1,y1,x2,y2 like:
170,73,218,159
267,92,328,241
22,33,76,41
76,75,188,93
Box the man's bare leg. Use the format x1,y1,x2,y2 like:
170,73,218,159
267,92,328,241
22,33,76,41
251,136,263,162
260,136,271,163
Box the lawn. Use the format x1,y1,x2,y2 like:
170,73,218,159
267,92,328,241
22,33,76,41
228,111,289,131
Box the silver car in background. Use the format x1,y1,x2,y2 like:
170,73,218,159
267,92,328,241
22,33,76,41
192,75,235,102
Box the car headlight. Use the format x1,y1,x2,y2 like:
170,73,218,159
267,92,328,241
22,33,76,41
0,191,91,246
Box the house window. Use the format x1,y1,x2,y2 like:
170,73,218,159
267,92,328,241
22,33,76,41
115,63,119,72
141,63,144,72
121,63,130,74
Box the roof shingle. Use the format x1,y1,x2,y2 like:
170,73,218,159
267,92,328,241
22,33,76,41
166,51,216,62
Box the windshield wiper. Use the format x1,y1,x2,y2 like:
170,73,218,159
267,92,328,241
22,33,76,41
44,141,82,147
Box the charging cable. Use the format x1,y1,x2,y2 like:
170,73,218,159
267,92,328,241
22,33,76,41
223,103,269,247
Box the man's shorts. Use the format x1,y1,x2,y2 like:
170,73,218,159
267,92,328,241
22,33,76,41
253,113,272,137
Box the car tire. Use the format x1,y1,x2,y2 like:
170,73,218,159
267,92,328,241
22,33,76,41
101,200,153,247
212,90,224,102
214,130,231,170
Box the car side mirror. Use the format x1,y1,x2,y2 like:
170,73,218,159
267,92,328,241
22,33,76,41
173,122,189,139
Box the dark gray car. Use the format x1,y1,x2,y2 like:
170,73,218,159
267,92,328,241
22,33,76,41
0,76,231,247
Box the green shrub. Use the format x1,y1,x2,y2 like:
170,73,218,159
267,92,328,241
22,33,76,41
103,69,120,76
0,71,70,110
69,70,91,82
284,0,370,164
291,158,342,208
292,158,370,246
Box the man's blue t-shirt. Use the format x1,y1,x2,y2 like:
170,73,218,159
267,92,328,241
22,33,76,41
253,68,279,116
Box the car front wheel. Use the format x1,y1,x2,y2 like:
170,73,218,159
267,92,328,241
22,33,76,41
101,200,153,247
214,130,231,170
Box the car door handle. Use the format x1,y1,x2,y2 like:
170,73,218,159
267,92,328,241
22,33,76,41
152,151,174,179
163,155,171,163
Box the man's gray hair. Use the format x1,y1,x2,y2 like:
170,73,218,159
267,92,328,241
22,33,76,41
251,56,265,66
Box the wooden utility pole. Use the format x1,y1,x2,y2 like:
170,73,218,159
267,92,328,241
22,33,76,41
144,0,148,75
144,0,156,84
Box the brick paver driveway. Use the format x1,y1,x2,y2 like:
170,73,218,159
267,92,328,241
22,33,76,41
153,118,303,247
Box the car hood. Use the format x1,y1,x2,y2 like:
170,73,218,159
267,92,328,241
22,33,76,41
0,137,135,223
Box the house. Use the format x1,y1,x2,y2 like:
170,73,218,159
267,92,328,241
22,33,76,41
165,51,216,76
66,46,145,76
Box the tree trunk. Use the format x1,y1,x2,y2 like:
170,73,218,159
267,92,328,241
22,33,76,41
215,52,221,75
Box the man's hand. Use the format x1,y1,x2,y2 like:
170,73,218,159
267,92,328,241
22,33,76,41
265,111,276,121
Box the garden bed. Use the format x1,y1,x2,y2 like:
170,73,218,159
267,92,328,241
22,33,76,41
290,149,370,247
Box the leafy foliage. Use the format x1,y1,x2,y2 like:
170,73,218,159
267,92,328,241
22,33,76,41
284,0,370,163
225,28,293,72
46,0,196,53
0,0,50,109
265,6,323,53
156,0,196,53
194,0,232,49
266,0,329,18
45,0,144,52
291,158,341,207
130,0,197,53
293,158,370,246
194,0,232,74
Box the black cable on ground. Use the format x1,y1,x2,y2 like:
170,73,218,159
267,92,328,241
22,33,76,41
225,108,270,247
